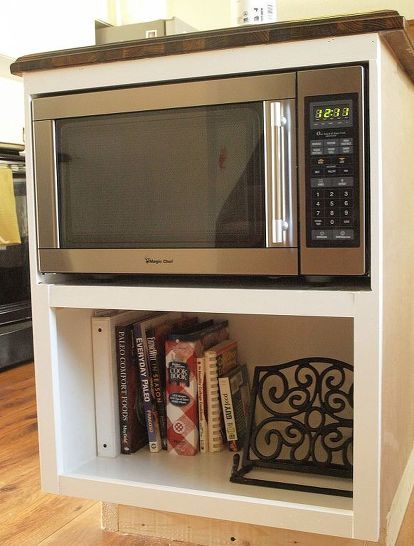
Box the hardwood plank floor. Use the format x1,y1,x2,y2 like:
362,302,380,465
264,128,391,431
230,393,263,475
0,361,413,545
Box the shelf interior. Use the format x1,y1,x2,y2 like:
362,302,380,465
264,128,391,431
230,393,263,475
66,449,353,512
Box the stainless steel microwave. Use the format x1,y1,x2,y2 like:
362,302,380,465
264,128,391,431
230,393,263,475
32,65,367,277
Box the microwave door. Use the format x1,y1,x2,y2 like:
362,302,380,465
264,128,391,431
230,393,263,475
33,73,299,276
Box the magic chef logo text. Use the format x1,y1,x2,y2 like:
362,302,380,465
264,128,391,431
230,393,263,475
145,257,174,264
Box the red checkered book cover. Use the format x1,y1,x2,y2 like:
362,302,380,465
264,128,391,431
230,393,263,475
165,320,229,456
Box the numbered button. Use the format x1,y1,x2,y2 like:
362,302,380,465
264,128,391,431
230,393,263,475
341,208,352,218
327,189,338,198
312,189,324,199
342,198,353,208
340,189,353,199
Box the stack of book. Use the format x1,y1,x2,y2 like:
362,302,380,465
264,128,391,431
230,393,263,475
91,310,250,457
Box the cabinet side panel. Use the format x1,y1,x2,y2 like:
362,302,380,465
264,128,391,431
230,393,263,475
380,41,414,525
55,308,97,472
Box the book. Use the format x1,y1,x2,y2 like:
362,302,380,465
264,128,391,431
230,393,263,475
115,318,150,454
204,339,238,453
133,312,181,453
91,309,150,457
196,356,208,452
145,316,198,450
218,364,250,452
165,319,229,456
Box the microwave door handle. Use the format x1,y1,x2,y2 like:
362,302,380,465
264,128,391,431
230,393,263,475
264,101,288,246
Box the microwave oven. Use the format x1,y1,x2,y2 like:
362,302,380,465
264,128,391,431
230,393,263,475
32,65,367,277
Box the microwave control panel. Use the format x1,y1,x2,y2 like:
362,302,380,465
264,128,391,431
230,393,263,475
305,93,360,247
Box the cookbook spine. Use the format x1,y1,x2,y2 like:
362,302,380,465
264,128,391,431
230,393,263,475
197,356,208,453
146,327,168,450
134,322,162,453
116,323,147,454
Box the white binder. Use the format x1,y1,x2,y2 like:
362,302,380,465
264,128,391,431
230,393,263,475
91,309,150,457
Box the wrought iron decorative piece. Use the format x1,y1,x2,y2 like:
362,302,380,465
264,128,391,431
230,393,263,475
231,357,353,497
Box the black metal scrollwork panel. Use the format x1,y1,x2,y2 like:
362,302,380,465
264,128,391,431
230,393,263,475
231,357,353,497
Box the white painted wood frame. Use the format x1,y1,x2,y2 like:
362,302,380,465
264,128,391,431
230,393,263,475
19,32,414,544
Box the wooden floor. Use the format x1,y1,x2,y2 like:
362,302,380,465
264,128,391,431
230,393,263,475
0,361,413,546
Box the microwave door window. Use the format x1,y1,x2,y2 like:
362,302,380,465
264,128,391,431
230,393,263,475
55,103,265,249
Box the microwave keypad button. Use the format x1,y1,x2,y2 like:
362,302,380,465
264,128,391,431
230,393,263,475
311,167,325,176
337,156,351,165
339,166,354,176
312,199,324,209
337,177,354,187
326,189,338,198
312,230,332,241
339,145,353,154
342,198,353,208
326,166,337,176
312,189,324,198
311,178,327,187
339,188,353,198
312,157,327,165
312,218,324,228
324,146,337,155
310,140,324,155
340,138,353,147
324,139,338,147
327,218,338,227
341,208,352,217
341,218,353,226
332,229,354,240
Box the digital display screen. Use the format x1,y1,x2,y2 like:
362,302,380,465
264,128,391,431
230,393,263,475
312,103,351,121
310,99,353,128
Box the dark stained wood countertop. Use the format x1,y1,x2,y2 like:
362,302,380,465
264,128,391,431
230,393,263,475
10,10,414,83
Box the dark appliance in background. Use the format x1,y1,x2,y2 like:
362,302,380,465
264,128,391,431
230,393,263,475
0,143,33,370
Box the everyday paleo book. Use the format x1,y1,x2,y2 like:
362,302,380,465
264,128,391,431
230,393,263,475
132,311,182,452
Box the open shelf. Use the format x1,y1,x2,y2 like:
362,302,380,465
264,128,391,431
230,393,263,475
50,306,355,537
59,449,353,536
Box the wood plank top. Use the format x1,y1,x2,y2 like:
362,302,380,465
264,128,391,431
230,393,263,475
10,10,414,85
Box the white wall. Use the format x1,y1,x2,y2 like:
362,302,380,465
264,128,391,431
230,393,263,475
0,0,111,59
121,0,414,30
167,0,231,31
0,75,24,144
278,0,414,22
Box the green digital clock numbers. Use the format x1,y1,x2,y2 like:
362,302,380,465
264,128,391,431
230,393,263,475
315,106,350,119
313,102,352,122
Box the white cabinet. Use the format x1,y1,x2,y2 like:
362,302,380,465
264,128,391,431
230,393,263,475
21,30,414,544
